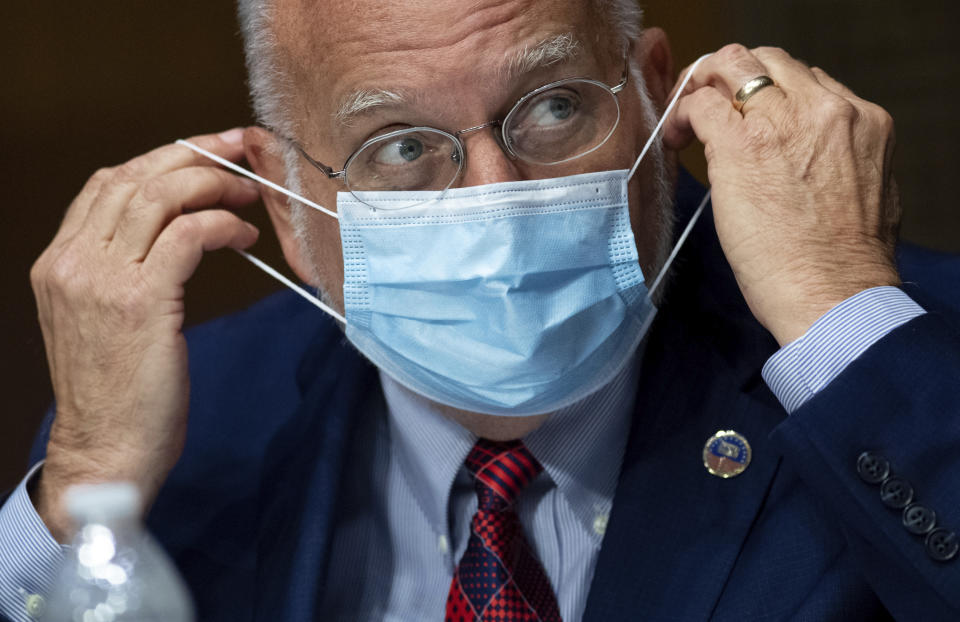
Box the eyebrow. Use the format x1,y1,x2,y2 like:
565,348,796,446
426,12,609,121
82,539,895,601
333,88,406,127
332,33,583,127
499,32,583,80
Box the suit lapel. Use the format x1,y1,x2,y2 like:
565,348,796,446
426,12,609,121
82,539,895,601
250,170,785,621
584,183,788,620
584,325,785,620
252,326,376,622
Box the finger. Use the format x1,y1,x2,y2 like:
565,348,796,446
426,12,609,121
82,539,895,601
84,128,248,240
662,86,744,154
143,210,260,286
669,44,785,110
750,47,821,93
112,167,260,261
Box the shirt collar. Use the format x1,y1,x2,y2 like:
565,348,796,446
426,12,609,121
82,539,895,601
381,351,640,540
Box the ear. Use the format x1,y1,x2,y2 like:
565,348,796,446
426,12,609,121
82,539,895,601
243,126,318,286
633,27,675,111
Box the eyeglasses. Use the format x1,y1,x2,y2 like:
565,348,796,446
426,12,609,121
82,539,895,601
292,61,629,209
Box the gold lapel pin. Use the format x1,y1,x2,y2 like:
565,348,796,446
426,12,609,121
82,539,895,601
703,430,752,478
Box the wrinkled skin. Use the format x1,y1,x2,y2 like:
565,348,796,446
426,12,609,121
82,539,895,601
30,131,260,540
662,45,899,344
28,0,899,540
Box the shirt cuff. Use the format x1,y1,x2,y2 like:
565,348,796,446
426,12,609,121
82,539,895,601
0,462,67,622
762,286,926,414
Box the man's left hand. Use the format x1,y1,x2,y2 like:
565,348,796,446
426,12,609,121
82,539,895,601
663,45,901,345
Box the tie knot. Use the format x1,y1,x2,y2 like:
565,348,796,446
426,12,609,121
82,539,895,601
465,439,542,509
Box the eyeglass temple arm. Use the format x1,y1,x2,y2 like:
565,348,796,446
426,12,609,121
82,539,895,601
284,57,631,175
610,57,630,94
292,142,346,180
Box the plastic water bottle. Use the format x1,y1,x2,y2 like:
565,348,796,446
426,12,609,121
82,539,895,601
43,482,195,622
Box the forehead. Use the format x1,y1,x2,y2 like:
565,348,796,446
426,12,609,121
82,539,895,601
274,0,609,130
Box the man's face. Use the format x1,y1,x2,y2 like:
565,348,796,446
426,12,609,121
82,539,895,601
269,0,676,309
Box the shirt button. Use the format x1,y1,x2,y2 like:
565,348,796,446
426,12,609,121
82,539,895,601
24,594,45,619
437,534,449,554
902,503,937,535
879,476,914,509
593,514,609,536
925,528,959,562
856,451,890,484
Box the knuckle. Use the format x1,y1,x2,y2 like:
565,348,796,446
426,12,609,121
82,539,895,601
109,178,142,200
115,158,146,180
753,46,784,60
167,214,203,243
718,43,751,61
139,176,169,205
871,106,895,133
29,258,47,289
820,94,857,123
75,167,117,203
48,250,85,291
89,167,115,187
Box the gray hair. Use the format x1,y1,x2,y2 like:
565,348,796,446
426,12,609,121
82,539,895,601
237,0,644,138
235,0,656,287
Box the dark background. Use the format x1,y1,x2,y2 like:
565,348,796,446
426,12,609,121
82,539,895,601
3,1,958,492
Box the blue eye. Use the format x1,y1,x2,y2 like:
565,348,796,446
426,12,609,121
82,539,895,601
527,94,579,127
549,97,573,120
374,137,425,165
397,138,424,161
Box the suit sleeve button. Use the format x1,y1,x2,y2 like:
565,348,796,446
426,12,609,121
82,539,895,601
856,451,890,484
24,594,46,619
879,476,914,509
925,528,958,562
902,503,937,535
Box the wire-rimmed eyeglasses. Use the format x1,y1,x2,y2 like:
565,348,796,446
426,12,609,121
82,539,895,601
292,61,629,209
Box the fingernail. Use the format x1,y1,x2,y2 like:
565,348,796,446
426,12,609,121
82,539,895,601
218,128,245,146
246,223,260,236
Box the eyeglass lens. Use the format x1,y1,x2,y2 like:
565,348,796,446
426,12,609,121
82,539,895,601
345,78,620,195
346,128,462,193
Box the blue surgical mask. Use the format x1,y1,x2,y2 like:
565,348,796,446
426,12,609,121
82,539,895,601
339,169,653,415
178,55,711,416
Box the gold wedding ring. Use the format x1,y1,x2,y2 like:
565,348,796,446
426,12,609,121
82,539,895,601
733,76,776,112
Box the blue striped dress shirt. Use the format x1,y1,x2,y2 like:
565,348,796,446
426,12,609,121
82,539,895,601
0,463,65,620
0,286,925,621
320,356,640,621
762,287,925,413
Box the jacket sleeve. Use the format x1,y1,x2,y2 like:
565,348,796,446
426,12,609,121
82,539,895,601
770,309,960,620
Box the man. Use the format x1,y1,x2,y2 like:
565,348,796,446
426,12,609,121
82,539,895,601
1,0,958,620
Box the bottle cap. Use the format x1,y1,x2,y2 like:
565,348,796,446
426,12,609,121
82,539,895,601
64,482,142,523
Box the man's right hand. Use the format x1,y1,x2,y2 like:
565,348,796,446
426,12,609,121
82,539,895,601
28,129,261,542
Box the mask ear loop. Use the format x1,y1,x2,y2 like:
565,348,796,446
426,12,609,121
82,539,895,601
175,140,338,219
624,53,713,300
177,52,712,323
175,139,347,324
232,250,347,324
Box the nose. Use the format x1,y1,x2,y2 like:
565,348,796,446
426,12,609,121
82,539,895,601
457,129,523,188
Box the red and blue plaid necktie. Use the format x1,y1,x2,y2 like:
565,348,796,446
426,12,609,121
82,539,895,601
446,439,562,622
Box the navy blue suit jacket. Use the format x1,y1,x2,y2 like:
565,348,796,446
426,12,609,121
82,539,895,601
14,171,960,620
